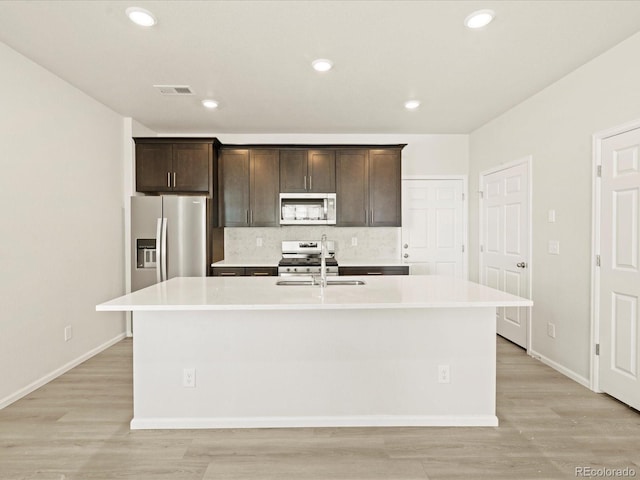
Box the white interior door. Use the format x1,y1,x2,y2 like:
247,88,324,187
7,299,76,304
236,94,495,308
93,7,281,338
599,127,640,411
480,161,530,348
401,179,465,277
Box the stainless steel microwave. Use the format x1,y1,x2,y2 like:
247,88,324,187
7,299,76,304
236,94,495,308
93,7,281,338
279,193,337,225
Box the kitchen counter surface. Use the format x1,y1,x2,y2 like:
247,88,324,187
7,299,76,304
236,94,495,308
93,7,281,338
338,259,407,267
211,259,407,268
97,275,531,312
211,259,280,268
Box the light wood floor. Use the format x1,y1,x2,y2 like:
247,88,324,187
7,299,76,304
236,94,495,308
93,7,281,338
1,337,638,480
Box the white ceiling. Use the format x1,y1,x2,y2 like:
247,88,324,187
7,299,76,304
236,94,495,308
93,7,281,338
2,0,640,134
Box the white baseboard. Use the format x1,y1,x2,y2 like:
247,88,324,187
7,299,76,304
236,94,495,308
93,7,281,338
0,333,127,410
131,414,499,430
529,349,591,389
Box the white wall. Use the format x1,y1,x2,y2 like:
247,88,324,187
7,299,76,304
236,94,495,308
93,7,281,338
468,32,640,382
0,42,127,407
160,133,469,177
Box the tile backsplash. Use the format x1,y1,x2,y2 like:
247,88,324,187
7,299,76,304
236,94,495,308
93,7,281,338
224,227,401,262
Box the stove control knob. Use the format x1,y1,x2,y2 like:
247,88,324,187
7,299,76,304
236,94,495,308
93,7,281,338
306,267,311,272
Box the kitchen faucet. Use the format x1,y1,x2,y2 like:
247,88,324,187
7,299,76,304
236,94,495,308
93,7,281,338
320,234,327,288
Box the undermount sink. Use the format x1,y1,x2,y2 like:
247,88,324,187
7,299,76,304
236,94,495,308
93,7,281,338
276,279,366,286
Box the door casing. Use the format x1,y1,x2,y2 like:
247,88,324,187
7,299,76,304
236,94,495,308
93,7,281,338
591,117,640,392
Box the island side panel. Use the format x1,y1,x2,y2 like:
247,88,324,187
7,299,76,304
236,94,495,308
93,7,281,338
131,307,497,429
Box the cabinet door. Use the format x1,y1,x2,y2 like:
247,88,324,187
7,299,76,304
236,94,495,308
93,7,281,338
136,144,172,192
250,149,280,226
212,267,245,277
280,150,308,192
220,149,250,227
245,267,278,276
172,143,210,192
308,150,336,192
369,149,401,227
336,150,368,226
339,266,409,276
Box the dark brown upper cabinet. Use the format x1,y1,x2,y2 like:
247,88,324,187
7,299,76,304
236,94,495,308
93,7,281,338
336,149,369,226
336,147,402,227
368,149,402,227
134,138,214,194
280,149,335,193
220,148,279,227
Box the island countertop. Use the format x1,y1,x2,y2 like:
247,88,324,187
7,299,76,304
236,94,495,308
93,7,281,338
97,275,532,312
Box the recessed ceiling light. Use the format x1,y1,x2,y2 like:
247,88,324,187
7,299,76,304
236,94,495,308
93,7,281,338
126,7,157,27
202,99,219,109
464,9,495,29
404,100,421,110
312,59,333,72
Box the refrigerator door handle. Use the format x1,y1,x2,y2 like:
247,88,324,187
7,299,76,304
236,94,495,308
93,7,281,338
160,218,168,282
155,218,163,283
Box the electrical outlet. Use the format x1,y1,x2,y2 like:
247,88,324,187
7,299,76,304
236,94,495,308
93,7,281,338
64,325,73,342
183,368,196,388
547,322,556,338
351,237,358,246
438,364,450,384
256,237,263,247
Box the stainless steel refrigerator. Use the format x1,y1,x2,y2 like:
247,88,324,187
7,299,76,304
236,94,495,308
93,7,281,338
131,196,207,292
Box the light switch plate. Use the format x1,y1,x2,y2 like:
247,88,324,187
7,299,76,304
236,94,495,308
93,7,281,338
548,209,556,223
548,240,560,255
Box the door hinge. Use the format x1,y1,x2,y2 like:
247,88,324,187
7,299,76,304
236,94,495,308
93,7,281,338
480,245,484,253
597,165,602,177
462,245,465,253
596,254,601,267
479,191,484,199
462,193,465,201
595,344,600,356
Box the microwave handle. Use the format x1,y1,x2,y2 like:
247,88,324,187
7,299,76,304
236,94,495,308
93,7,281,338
323,198,328,218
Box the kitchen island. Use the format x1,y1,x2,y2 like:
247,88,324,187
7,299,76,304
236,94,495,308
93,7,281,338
97,275,532,430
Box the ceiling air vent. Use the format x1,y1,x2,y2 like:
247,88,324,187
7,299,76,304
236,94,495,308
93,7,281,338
153,85,195,95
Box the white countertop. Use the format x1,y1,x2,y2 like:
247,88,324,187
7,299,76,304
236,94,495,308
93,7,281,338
338,259,407,267
211,259,280,267
211,259,407,268
97,276,532,312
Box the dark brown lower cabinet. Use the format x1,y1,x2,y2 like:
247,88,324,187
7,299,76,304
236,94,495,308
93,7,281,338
212,267,277,277
338,266,409,276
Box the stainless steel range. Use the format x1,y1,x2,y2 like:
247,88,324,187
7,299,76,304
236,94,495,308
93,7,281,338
278,240,338,276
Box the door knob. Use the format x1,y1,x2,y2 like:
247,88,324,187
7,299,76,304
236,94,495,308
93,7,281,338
403,244,409,249
516,262,527,268
404,253,409,258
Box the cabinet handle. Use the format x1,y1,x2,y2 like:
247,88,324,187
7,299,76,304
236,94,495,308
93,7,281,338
246,210,249,224
370,210,374,224
304,176,307,190
167,172,171,188
367,272,383,275
173,172,176,187
250,210,253,224
220,272,237,276
309,175,312,191
252,272,270,276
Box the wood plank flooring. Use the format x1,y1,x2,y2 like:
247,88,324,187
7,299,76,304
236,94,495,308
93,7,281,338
1,337,638,480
